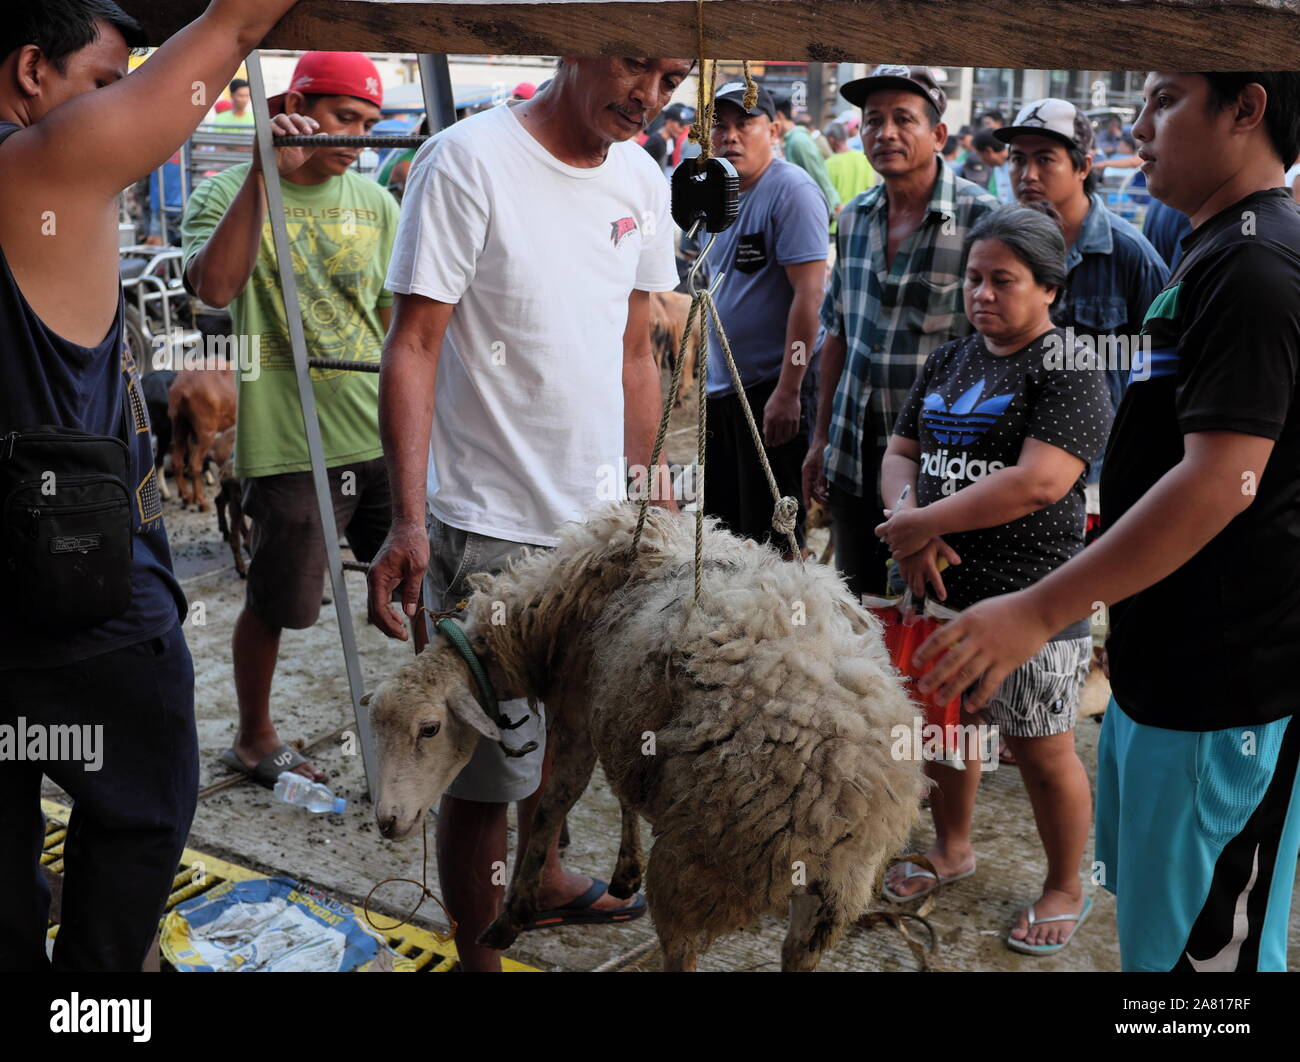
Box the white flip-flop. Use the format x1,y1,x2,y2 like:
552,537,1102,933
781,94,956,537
882,858,977,904
1006,895,1094,954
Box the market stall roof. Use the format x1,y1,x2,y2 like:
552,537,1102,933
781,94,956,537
117,0,1300,68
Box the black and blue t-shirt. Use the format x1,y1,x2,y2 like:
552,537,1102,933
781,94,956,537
1101,187,1300,731
894,327,1113,634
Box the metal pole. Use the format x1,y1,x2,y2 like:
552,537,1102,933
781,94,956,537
152,163,166,242
408,52,454,653
245,51,379,792
417,55,456,134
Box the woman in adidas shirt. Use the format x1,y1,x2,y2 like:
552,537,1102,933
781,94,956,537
874,204,1113,953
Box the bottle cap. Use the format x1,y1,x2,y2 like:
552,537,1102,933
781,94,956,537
332,797,347,814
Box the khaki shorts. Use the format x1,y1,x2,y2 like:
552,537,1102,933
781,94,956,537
424,515,547,803
242,457,391,629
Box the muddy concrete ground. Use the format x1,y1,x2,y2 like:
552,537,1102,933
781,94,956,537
44,377,1300,971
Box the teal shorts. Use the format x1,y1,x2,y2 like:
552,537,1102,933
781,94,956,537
1094,697,1300,971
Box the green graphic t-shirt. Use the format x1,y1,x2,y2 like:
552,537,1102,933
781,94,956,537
182,164,399,477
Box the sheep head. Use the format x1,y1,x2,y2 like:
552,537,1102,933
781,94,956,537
367,644,505,840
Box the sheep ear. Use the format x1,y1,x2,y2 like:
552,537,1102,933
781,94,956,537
359,692,372,707
449,691,502,742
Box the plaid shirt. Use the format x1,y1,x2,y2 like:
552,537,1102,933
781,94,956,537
819,155,999,495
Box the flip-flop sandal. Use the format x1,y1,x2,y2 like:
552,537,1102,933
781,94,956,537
220,744,322,790
882,857,977,904
521,878,647,931
1006,895,1094,955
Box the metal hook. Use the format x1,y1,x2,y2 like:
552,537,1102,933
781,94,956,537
685,219,725,297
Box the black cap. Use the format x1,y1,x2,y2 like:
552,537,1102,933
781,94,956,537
840,64,947,117
713,80,776,120
662,102,697,124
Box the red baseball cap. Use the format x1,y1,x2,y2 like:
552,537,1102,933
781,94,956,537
512,82,536,100
267,52,384,116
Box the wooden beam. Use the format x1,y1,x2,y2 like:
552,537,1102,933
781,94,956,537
118,1,1300,69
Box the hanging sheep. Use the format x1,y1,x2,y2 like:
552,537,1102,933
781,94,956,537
368,503,924,971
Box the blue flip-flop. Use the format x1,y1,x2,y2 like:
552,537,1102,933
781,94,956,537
521,878,647,931
1006,895,1094,955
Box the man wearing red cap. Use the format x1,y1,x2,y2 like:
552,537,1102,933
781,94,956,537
183,51,401,789
368,56,692,971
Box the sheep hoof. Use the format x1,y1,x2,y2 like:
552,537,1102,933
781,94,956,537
477,916,520,950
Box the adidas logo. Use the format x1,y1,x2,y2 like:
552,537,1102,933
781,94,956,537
920,448,1006,482
920,379,1014,445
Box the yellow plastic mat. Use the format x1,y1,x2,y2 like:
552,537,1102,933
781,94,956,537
40,799,539,972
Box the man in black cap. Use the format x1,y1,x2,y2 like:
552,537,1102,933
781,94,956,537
997,97,1168,420
700,81,829,553
643,100,695,175
806,65,998,599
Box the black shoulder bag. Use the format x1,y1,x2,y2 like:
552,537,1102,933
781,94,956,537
1,425,135,632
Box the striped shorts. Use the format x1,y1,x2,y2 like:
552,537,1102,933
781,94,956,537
976,635,1092,739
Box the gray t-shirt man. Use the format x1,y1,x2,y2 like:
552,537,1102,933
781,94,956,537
704,158,830,395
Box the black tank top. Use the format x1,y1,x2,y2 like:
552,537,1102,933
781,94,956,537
0,120,186,669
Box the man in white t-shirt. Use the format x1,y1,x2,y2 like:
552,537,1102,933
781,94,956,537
367,57,690,971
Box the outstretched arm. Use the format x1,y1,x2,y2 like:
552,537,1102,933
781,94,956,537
8,0,300,197
913,430,1274,707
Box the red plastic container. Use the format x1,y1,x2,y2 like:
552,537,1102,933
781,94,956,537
867,602,963,737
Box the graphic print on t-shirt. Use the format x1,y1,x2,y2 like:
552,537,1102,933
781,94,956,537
894,329,1113,616
610,216,638,247
921,379,1015,445
255,212,386,381
1130,282,1183,386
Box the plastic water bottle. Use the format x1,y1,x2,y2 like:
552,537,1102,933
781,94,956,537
273,771,346,814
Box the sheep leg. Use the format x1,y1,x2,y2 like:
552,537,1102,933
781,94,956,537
659,931,698,972
478,726,597,952
608,804,643,900
781,882,845,972
645,838,698,971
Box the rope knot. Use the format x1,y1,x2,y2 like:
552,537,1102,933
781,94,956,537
771,495,799,538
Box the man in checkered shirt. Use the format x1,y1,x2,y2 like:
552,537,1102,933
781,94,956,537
804,66,998,597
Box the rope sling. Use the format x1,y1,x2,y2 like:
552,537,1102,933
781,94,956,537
630,15,803,595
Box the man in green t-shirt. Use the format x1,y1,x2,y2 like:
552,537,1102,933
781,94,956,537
823,121,875,232
212,78,255,127
771,91,840,216
182,51,399,787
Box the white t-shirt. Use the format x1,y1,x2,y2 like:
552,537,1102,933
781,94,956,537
385,100,678,546
1286,161,1300,191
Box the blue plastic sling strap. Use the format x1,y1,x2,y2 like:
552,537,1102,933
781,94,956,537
434,616,538,759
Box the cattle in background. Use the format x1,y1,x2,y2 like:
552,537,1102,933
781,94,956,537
167,366,236,512
648,290,700,407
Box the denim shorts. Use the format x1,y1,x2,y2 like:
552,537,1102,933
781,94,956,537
424,514,547,803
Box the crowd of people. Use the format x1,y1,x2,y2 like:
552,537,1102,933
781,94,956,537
3,0,1300,977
